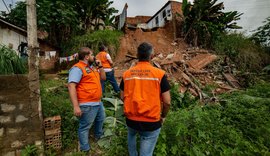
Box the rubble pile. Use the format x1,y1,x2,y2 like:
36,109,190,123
114,47,241,101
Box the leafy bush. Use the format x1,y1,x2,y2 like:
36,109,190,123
170,82,199,110
213,33,270,72
21,145,38,156
0,45,27,74
64,30,123,59
102,126,128,156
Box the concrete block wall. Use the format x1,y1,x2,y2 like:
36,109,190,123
0,75,43,155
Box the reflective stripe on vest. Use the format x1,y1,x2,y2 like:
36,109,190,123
73,61,102,103
125,77,159,81
96,51,111,68
123,62,165,122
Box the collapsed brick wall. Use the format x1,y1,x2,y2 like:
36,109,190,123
0,75,43,156
115,21,188,67
126,16,151,26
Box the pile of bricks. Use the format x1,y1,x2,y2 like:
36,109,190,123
43,115,62,150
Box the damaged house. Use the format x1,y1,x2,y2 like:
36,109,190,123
113,0,240,98
115,0,183,39
0,17,59,72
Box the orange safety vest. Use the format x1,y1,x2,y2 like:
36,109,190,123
96,51,112,69
73,61,102,103
123,62,165,122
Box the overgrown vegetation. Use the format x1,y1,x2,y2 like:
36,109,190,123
0,45,27,74
65,30,123,57
40,72,270,155
213,33,270,72
157,81,270,155
40,79,78,150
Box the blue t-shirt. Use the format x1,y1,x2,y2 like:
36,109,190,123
68,66,101,106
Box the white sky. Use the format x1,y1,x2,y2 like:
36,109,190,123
111,0,270,35
1,0,269,35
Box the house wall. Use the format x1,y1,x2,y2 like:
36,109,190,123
0,75,43,155
118,4,128,30
147,4,172,29
39,42,59,72
0,27,27,55
126,16,151,26
170,1,183,16
0,25,59,72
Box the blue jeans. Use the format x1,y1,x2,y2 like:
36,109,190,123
78,104,105,151
127,127,161,156
101,70,120,93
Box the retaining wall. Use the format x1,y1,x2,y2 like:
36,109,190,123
0,75,43,155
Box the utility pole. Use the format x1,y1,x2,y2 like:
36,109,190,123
27,0,43,122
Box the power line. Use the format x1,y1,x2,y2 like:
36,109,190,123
2,0,10,12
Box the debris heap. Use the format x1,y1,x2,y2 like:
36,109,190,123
114,47,241,101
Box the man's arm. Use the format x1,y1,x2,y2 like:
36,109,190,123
99,67,106,80
106,53,114,66
119,79,124,100
120,90,124,101
160,74,171,124
68,82,82,117
108,59,113,66
161,90,171,119
95,59,106,80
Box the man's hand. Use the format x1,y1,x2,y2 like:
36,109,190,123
95,59,102,67
74,106,82,117
161,117,166,124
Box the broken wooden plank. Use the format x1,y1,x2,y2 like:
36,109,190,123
125,54,137,59
222,73,241,88
187,68,208,74
181,72,203,100
160,52,183,65
186,54,217,70
186,49,209,54
152,61,161,68
160,59,174,65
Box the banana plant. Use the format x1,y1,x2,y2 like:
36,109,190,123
97,97,125,148
181,0,242,47
0,45,27,74
103,97,125,127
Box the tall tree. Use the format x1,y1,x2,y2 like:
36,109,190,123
182,0,242,47
1,0,118,48
252,17,270,48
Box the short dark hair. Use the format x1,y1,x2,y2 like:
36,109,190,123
78,47,91,60
99,45,106,51
137,42,153,61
